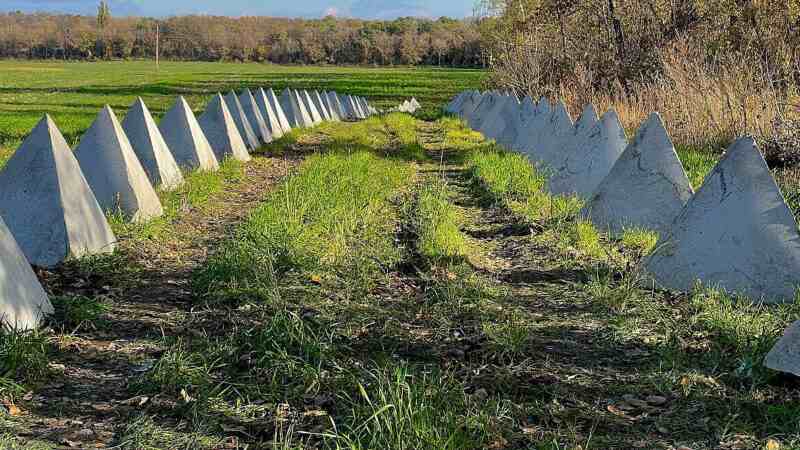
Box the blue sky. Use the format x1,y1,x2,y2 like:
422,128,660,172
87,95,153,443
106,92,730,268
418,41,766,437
1,0,476,19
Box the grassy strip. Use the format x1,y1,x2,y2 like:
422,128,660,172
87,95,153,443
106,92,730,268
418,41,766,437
466,148,582,224
194,150,415,296
414,180,469,262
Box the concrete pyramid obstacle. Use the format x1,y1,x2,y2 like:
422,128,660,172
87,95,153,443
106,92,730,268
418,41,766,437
410,97,420,109
75,106,164,222
347,95,363,119
574,103,600,135
199,94,252,163
0,216,52,330
239,89,273,144
644,137,800,302
459,91,484,121
445,92,467,114
279,89,302,128
339,94,355,120
765,321,800,376
292,89,315,126
358,97,370,116
535,100,576,169
467,92,498,130
281,89,313,128
312,90,332,121
361,97,371,116
160,96,220,172
582,113,693,235
301,90,324,124
121,98,184,191
480,96,518,142
266,88,292,134
322,91,341,121
224,91,260,151
255,88,285,139
512,97,551,155
326,91,345,120
547,109,627,196
0,115,116,267
519,96,537,122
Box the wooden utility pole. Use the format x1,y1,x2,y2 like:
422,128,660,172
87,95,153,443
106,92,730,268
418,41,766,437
155,21,160,70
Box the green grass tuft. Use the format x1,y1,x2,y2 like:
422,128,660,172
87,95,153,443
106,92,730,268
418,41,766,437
415,180,469,262
49,295,110,331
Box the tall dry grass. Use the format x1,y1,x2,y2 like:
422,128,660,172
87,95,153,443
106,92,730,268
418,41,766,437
556,40,794,152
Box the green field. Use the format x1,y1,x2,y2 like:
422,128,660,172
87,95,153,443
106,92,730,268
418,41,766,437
0,60,485,152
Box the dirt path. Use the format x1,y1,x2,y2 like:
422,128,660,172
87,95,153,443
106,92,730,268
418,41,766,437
15,154,300,449
412,120,678,449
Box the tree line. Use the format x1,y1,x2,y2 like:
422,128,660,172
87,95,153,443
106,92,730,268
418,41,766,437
477,0,800,93
0,10,484,66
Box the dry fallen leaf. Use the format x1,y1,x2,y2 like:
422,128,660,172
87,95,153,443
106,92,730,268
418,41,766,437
6,403,20,416
766,439,781,450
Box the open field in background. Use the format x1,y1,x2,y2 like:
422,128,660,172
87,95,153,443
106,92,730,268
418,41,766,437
0,60,485,155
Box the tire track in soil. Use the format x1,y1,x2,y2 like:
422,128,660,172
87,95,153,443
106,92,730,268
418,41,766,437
15,153,302,448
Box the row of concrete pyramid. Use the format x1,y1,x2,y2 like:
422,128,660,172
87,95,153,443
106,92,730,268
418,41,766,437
446,90,800,376
394,98,421,114
0,88,376,331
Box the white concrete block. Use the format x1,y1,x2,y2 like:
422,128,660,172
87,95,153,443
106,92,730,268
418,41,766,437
224,91,260,151
582,113,693,235
121,98,184,190
199,94,251,163
645,136,800,303
0,115,116,267
0,215,52,330
75,106,164,222
547,109,627,197
159,96,220,172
